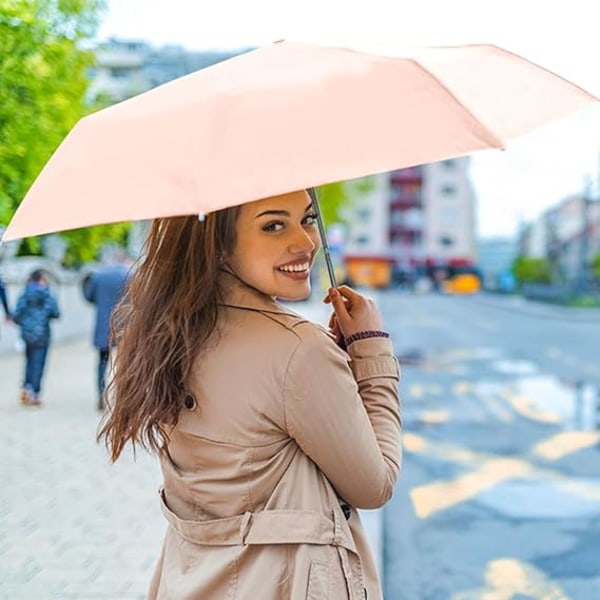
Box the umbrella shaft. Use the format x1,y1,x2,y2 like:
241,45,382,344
308,189,337,289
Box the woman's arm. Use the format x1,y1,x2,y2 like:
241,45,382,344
283,328,401,509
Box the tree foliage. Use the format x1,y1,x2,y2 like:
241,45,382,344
0,0,129,264
592,253,600,280
317,176,375,227
511,255,553,284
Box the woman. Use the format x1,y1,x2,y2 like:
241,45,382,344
99,189,402,599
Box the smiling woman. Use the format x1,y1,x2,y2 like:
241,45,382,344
97,189,402,599
226,190,321,300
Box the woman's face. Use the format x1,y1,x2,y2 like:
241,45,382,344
227,190,321,300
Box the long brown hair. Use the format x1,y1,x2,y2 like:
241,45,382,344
98,207,240,462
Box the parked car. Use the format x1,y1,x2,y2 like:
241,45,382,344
442,266,482,295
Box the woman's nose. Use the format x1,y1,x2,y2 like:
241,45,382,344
289,226,317,254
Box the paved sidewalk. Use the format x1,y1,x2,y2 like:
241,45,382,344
0,300,382,599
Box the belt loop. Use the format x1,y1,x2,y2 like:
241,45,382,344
239,511,252,545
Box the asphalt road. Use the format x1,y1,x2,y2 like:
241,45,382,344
380,291,600,600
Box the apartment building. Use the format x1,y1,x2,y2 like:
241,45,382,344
346,157,476,268
520,193,600,284
88,38,243,104
422,158,476,267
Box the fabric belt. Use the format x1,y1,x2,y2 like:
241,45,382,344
158,488,357,553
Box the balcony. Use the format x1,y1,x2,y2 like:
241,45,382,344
390,192,422,210
390,167,423,184
390,223,422,235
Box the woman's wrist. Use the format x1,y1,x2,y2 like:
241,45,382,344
343,329,389,348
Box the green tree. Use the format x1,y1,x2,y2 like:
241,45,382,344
592,253,600,280
512,255,553,284
317,176,374,227
0,0,129,264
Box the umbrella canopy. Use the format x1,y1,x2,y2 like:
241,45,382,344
3,40,598,242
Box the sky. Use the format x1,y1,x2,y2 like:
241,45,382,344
96,0,600,238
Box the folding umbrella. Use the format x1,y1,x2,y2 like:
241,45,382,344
3,40,598,257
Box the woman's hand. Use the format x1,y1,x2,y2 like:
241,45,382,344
323,285,383,339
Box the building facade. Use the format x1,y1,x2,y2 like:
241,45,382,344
87,38,244,104
422,158,476,267
346,157,476,267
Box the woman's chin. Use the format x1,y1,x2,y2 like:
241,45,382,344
277,282,312,302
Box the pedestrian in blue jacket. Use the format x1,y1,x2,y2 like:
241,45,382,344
13,270,60,406
84,254,131,411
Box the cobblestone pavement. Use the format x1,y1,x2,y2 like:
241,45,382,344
0,299,383,599
1,337,164,600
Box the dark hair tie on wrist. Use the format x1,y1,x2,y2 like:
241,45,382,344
343,330,389,348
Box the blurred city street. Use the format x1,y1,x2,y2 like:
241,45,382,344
2,290,600,599
379,291,600,600
3,3,600,599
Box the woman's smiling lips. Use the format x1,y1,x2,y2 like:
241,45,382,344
276,259,312,280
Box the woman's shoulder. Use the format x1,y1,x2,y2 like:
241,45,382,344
221,303,335,352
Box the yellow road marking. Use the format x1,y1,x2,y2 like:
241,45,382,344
411,458,532,519
502,392,561,424
453,381,474,395
451,558,569,599
408,384,425,399
403,432,484,464
480,393,513,422
418,410,450,425
532,431,600,461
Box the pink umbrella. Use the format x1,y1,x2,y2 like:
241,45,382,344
2,40,598,243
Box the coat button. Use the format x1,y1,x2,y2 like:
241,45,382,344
183,392,197,410
341,503,351,520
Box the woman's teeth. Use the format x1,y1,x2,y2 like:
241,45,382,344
278,263,309,272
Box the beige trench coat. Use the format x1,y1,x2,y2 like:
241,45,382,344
149,274,402,599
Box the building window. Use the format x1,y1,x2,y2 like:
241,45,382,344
355,235,370,245
442,159,456,169
439,234,454,247
356,207,371,219
441,184,456,196
110,67,130,79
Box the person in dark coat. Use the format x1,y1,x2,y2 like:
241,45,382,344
84,254,131,411
0,276,11,324
13,270,60,406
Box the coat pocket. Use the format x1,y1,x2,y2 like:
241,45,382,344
307,561,329,600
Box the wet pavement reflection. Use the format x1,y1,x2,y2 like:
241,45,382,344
380,291,600,599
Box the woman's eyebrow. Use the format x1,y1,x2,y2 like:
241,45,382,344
255,202,313,218
255,209,290,218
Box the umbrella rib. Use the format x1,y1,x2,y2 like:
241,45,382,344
485,44,600,103
410,58,506,150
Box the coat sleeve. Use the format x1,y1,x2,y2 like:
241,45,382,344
83,275,96,303
282,328,402,509
12,295,25,325
0,280,9,316
48,296,60,320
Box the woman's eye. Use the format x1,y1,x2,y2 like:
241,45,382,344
262,221,284,232
303,213,318,226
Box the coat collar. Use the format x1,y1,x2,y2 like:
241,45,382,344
218,270,300,317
